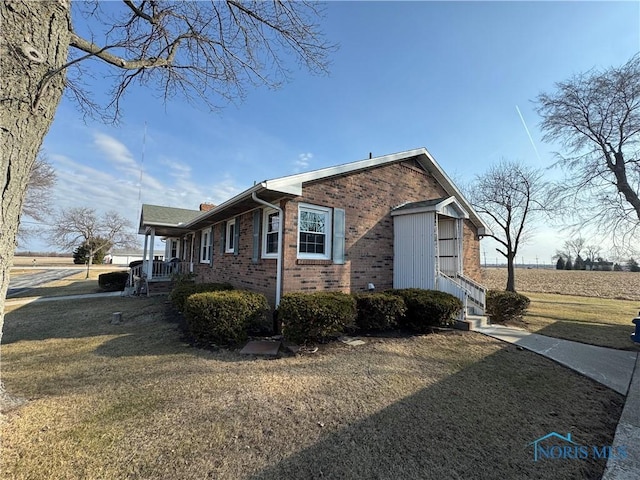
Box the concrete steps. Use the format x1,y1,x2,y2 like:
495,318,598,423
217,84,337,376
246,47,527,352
455,314,489,331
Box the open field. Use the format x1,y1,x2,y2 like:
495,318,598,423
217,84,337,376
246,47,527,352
12,256,74,267
482,268,640,301
1,296,623,480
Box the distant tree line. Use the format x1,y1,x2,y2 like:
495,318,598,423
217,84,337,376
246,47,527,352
554,236,640,271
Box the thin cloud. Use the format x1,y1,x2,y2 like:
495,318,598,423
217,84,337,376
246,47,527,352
293,153,313,172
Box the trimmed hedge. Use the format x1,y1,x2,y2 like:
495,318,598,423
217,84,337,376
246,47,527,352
169,282,234,312
98,271,129,291
183,290,270,345
354,293,406,332
387,288,462,331
278,292,357,344
486,290,530,324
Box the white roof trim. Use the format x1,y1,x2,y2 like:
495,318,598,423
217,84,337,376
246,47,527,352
390,196,469,218
181,147,490,234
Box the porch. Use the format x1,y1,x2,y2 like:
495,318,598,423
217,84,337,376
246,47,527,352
392,196,488,328
128,260,193,296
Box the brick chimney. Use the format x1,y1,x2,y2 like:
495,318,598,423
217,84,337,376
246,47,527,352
199,202,215,211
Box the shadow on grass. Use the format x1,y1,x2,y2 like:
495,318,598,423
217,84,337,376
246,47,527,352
2,297,628,479
517,317,640,351
6,281,103,299
244,346,622,480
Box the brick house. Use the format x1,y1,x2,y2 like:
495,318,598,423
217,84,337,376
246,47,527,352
137,148,489,318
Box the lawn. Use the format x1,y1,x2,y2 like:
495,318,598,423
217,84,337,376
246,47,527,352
7,268,126,299
516,292,640,351
1,296,624,479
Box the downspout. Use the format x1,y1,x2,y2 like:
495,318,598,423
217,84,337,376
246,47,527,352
252,192,283,307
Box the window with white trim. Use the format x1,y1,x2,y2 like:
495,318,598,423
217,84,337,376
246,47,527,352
225,219,235,253
170,239,179,259
200,228,211,263
297,204,332,259
262,208,279,258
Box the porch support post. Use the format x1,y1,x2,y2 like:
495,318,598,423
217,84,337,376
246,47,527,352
142,230,149,271
457,218,463,275
147,227,156,279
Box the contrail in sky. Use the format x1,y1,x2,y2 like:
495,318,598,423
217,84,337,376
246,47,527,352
515,105,542,163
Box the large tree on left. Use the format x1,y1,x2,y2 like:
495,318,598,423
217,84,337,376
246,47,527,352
0,1,70,405
0,0,332,409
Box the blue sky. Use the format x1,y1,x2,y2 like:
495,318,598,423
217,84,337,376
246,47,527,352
26,1,640,265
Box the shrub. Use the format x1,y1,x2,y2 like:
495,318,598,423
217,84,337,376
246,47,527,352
98,271,129,291
278,292,357,344
354,293,406,332
169,282,234,312
386,289,462,331
184,290,269,345
486,290,530,324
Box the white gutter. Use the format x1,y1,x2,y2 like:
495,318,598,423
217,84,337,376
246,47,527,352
251,192,283,307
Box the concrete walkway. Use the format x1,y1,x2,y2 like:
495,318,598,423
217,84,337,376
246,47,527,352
476,325,639,479
476,325,637,395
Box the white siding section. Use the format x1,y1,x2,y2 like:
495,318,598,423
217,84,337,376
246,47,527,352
393,212,436,289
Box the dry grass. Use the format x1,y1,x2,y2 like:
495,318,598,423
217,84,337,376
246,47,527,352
482,268,640,301
482,268,640,349
509,292,640,351
7,269,126,299
1,296,623,479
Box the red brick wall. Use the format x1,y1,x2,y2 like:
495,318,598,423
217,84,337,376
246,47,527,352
281,161,463,295
190,160,483,306
194,211,278,305
462,219,482,284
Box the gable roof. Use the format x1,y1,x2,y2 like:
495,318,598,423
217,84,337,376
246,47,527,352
184,147,489,234
391,197,470,219
140,148,489,236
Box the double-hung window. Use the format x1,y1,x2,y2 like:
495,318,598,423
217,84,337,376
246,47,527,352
200,228,211,263
225,219,235,253
262,209,280,258
297,204,332,260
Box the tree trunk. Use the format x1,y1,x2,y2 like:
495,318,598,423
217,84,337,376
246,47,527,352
86,249,93,279
506,253,516,292
0,1,70,407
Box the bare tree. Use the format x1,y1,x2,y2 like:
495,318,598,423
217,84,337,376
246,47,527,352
0,0,333,405
583,243,602,270
564,237,585,260
18,154,57,243
469,161,552,292
50,208,136,278
536,55,640,251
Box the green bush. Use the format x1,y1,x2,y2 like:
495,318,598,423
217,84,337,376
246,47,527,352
278,292,357,344
169,282,234,312
98,271,129,291
354,293,406,332
386,289,462,331
184,290,269,345
486,290,530,324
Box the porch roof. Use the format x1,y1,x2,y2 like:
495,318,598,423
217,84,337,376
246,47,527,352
391,196,470,219
138,204,204,236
